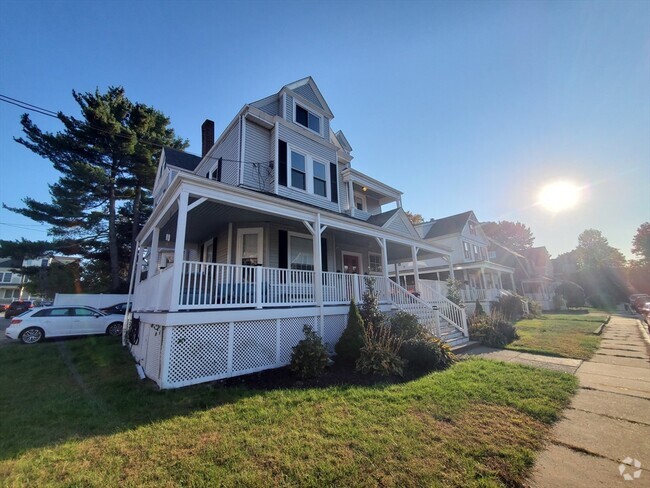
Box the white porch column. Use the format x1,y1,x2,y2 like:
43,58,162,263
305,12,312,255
510,272,515,291
448,255,455,280
169,191,189,312
150,227,160,277
497,273,504,290
411,246,420,292
305,214,324,334
347,181,354,213
394,263,400,285
378,238,389,281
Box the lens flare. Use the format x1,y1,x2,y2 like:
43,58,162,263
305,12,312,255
538,181,580,212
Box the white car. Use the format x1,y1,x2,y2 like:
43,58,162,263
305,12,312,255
5,306,124,344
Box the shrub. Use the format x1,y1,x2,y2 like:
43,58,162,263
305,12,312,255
335,300,366,363
552,292,567,311
468,313,519,348
473,299,486,316
360,277,385,329
389,311,424,340
290,325,329,379
527,299,542,317
356,324,405,377
446,278,463,305
493,294,526,321
554,281,586,308
400,334,456,372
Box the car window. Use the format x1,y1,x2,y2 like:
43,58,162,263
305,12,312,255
32,309,52,317
49,308,73,317
73,307,97,316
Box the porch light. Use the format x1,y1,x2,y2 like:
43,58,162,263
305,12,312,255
362,186,367,192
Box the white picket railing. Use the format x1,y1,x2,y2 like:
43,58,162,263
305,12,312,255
418,281,469,336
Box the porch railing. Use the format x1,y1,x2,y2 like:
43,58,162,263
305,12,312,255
418,281,468,336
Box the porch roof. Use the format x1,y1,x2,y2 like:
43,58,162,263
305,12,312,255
141,172,451,259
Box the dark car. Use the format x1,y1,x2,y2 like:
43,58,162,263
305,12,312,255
100,302,130,315
4,301,34,319
0,304,7,313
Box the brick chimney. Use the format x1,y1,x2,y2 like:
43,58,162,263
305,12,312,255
201,119,215,157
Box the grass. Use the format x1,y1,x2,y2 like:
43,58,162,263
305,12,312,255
0,336,578,487
506,311,609,360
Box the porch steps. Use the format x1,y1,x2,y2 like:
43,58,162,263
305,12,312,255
439,323,469,348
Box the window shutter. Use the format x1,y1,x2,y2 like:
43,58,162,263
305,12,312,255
278,230,288,269
329,163,338,203
278,140,287,187
321,237,327,272
217,157,222,182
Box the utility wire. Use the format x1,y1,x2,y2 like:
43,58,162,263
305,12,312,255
0,93,275,166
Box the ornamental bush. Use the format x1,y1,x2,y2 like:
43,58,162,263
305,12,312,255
554,281,586,308
290,324,329,379
473,299,486,316
400,334,456,372
389,311,424,340
356,324,405,377
360,277,385,329
335,300,366,363
446,278,463,306
552,292,567,311
468,313,519,348
493,294,526,321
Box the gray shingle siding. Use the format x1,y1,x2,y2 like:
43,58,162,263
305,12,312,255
366,196,381,214
293,84,323,109
285,95,294,123
242,120,273,192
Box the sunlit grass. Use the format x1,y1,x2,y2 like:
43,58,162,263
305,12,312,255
507,311,608,360
0,336,577,486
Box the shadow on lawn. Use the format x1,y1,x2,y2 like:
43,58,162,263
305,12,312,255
0,335,418,460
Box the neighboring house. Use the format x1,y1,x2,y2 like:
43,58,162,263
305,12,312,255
128,77,469,389
395,211,517,314
0,258,26,305
488,241,557,310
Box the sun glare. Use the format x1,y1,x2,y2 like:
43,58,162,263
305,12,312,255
538,181,580,212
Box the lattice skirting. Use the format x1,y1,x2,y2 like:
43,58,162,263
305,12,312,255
131,314,348,389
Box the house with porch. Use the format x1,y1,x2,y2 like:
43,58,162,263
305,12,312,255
127,77,469,389
488,241,557,310
395,211,517,314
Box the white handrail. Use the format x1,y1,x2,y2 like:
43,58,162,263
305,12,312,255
418,281,469,336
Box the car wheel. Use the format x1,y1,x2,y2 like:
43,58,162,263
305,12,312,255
20,327,44,344
106,322,123,336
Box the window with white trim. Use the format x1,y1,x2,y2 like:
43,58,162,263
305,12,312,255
463,241,471,259
0,272,12,283
290,150,306,190
354,193,366,211
473,244,480,261
295,104,321,134
287,146,330,199
289,234,313,270
368,253,382,274
313,160,327,197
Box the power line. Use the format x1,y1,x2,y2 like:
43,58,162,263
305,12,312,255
0,93,276,166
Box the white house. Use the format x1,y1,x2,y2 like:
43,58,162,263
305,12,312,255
0,258,26,305
395,211,518,314
127,78,469,389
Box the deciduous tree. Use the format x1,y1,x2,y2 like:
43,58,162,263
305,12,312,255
482,221,534,252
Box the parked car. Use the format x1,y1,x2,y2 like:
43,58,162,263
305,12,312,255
4,301,34,319
100,302,130,315
0,304,7,313
4,306,124,344
631,294,650,312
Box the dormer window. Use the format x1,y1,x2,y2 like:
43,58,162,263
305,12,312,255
295,104,321,134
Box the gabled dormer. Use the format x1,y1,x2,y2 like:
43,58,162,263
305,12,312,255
417,211,490,264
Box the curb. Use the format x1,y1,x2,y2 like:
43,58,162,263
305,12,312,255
637,317,650,347
593,315,611,335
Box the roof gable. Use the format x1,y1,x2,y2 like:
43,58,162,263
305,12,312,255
367,208,420,239
163,147,202,172
283,77,334,118
421,211,475,239
334,130,352,152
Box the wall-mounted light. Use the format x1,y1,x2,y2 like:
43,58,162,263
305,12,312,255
165,233,171,242
362,186,368,192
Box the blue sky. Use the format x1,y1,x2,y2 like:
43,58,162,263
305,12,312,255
0,0,648,259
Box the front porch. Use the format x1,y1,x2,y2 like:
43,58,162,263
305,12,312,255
127,175,470,387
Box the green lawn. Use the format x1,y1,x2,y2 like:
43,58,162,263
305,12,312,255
0,336,577,487
507,311,608,360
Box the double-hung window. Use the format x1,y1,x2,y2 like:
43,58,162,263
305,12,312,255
313,160,327,197
463,242,472,260
289,234,314,271
295,104,321,134
473,244,480,261
290,151,306,190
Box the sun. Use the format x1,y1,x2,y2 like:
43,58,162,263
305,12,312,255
538,181,581,212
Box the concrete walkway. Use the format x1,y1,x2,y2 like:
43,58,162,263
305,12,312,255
529,315,650,487
464,345,583,374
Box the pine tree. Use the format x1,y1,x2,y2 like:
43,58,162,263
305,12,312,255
7,87,187,291
335,300,366,363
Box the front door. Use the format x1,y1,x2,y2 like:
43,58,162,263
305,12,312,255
342,253,362,274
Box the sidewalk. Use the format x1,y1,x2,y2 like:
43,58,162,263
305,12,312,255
529,315,650,487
